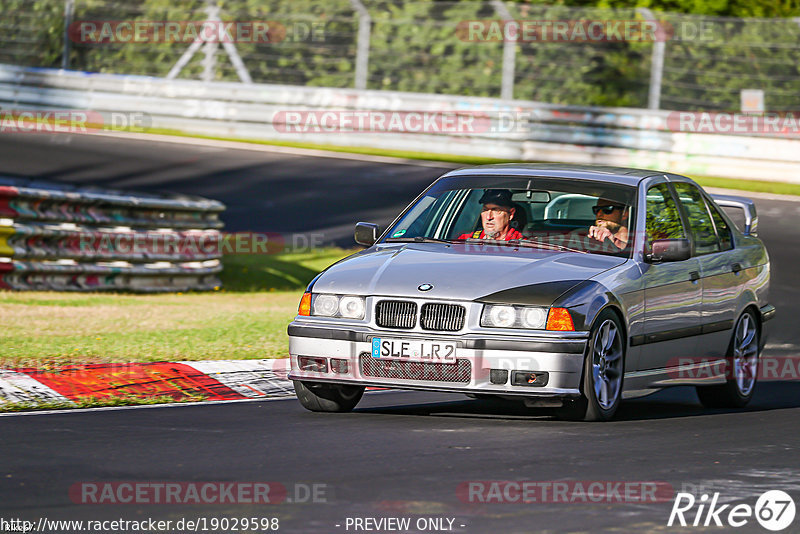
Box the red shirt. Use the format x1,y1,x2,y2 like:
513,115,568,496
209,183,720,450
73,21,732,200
457,228,523,241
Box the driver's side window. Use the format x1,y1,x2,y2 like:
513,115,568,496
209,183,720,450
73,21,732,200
645,184,686,246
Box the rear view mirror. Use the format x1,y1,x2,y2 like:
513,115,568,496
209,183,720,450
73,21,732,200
354,222,379,246
645,238,691,263
512,191,551,203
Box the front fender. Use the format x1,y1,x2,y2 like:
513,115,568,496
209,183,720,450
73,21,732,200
552,280,625,334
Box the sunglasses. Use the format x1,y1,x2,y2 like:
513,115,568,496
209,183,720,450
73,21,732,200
592,204,624,215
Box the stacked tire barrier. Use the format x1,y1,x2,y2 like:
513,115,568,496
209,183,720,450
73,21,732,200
0,178,225,292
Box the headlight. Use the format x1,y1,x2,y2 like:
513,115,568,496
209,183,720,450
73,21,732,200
313,294,339,316
310,294,366,320
339,296,365,319
521,307,547,329
482,304,549,329
487,305,516,328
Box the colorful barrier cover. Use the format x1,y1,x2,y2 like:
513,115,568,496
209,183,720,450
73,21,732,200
0,360,294,405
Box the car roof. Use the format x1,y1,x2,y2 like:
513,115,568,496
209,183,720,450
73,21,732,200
439,163,663,187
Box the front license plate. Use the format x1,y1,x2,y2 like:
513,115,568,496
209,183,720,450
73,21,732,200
371,338,457,364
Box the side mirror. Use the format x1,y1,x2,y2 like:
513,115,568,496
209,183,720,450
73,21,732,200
354,222,379,246
645,238,691,263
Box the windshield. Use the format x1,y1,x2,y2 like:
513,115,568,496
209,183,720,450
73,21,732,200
384,176,637,257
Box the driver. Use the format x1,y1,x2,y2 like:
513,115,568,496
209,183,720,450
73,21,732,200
458,189,523,241
589,197,630,250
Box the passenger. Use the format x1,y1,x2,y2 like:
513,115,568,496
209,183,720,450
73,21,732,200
589,198,630,249
458,189,523,241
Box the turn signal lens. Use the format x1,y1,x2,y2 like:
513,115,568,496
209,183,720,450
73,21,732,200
546,307,574,331
298,292,312,316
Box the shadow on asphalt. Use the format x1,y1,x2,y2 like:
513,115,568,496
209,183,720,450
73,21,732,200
353,382,800,422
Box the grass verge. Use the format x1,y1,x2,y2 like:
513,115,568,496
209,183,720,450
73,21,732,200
0,248,355,367
139,127,800,196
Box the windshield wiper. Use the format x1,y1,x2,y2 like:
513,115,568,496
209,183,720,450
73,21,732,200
515,239,588,254
384,236,454,244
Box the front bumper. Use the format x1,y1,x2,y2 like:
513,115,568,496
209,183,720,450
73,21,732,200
287,321,589,397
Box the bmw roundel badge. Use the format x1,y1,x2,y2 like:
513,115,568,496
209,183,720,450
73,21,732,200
418,283,434,292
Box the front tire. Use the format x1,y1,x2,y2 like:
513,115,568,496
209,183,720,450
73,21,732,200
556,309,625,422
293,381,365,412
696,309,759,409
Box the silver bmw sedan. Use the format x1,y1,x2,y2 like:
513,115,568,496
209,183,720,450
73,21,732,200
287,164,773,421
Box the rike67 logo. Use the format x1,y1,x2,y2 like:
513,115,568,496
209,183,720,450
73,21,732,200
669,490,796,531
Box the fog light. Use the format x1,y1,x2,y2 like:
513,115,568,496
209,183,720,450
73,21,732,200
512,371,549,387
490,369,509,384
298,356,328,373
330,358,349,374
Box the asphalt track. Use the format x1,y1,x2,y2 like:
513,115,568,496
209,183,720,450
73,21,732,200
1,132,800,533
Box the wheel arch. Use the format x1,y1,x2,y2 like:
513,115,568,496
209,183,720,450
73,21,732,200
552,280,629,344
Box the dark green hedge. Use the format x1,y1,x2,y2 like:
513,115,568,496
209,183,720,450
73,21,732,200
1,0,798,109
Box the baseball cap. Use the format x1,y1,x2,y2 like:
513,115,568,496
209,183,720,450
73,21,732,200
478,189,514,208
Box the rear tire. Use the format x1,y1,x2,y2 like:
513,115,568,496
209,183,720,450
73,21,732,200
556,309,625,422
696,309,759,409
293,381,365,412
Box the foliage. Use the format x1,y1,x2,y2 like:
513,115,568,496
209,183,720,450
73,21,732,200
0,0,799,108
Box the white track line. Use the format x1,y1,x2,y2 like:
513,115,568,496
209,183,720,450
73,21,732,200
0,388,403,418
0,395,293,417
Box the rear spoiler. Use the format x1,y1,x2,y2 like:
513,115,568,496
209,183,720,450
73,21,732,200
710,194,758,236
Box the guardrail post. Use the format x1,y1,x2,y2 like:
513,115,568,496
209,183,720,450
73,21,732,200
201,1,221,82
61,0,75,70
349,0,371,90
491,0,516,100
638,7,664,110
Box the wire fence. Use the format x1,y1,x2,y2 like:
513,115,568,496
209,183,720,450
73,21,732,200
1,0,799,111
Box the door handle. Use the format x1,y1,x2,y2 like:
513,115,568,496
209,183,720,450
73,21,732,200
690,271,700,282
732,262,742,274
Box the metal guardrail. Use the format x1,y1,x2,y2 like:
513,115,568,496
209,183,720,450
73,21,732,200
0,178,224,292
0,63,799,183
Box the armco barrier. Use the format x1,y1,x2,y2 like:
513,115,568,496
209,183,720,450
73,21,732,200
0,178,224,292
1,64,799,183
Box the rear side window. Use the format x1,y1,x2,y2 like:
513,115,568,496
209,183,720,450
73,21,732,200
645,184,685,245
707,201,733,251
673,183,720,255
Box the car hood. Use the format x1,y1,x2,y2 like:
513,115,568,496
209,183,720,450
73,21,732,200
312,243,627,303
